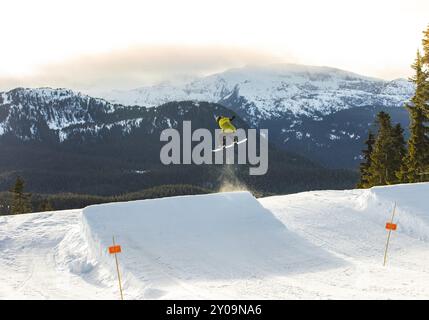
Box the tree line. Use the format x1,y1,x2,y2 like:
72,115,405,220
0,177,215,215
0,176,53,215
358,25,429,188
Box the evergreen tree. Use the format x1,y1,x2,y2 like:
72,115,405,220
399,51,429,182
39,199,54,212
423,24,429,65
367,112,403,186
11,176,32,214
391,123,407,181
422,25,429,177
357,131,375,188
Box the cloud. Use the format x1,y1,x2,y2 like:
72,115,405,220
0,45,284,93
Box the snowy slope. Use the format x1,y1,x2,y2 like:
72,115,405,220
101,64,414,119
1,184,429,299
0,210,117,299
82,192,342,299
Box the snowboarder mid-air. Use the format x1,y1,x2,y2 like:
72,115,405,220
215,115,239,147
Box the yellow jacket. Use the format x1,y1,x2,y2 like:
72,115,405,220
217,116,237,133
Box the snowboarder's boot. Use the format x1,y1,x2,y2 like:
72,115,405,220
233,136,239,144
222,136,227,148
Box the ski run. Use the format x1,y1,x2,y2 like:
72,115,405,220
1,182,429,299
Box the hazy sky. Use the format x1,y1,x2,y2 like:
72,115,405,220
0,0,428,92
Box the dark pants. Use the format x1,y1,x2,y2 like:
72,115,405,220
218,131,238,147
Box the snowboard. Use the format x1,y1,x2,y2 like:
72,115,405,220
212,138,247,152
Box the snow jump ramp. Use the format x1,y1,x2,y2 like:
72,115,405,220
82,191,343,298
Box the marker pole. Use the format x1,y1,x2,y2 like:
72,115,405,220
112,236,124,300
383,202,396,267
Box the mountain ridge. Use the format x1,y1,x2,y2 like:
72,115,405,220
0,90,357,195
1,61,415,169
99,63,414,121
96,64,413,168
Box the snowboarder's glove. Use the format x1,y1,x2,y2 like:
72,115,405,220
229,115,236,121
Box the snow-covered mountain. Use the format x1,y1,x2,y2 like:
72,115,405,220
2,89,354,195
0,62,415,170
0,88,117,141
101,64,414,121
100,64,414,168
0,87,251,144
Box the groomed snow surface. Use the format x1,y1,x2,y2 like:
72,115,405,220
1,183,429,299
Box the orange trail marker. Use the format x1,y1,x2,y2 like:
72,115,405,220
109,245,122,254
109,236,124,300
385,223,397,231
383,202,397,267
